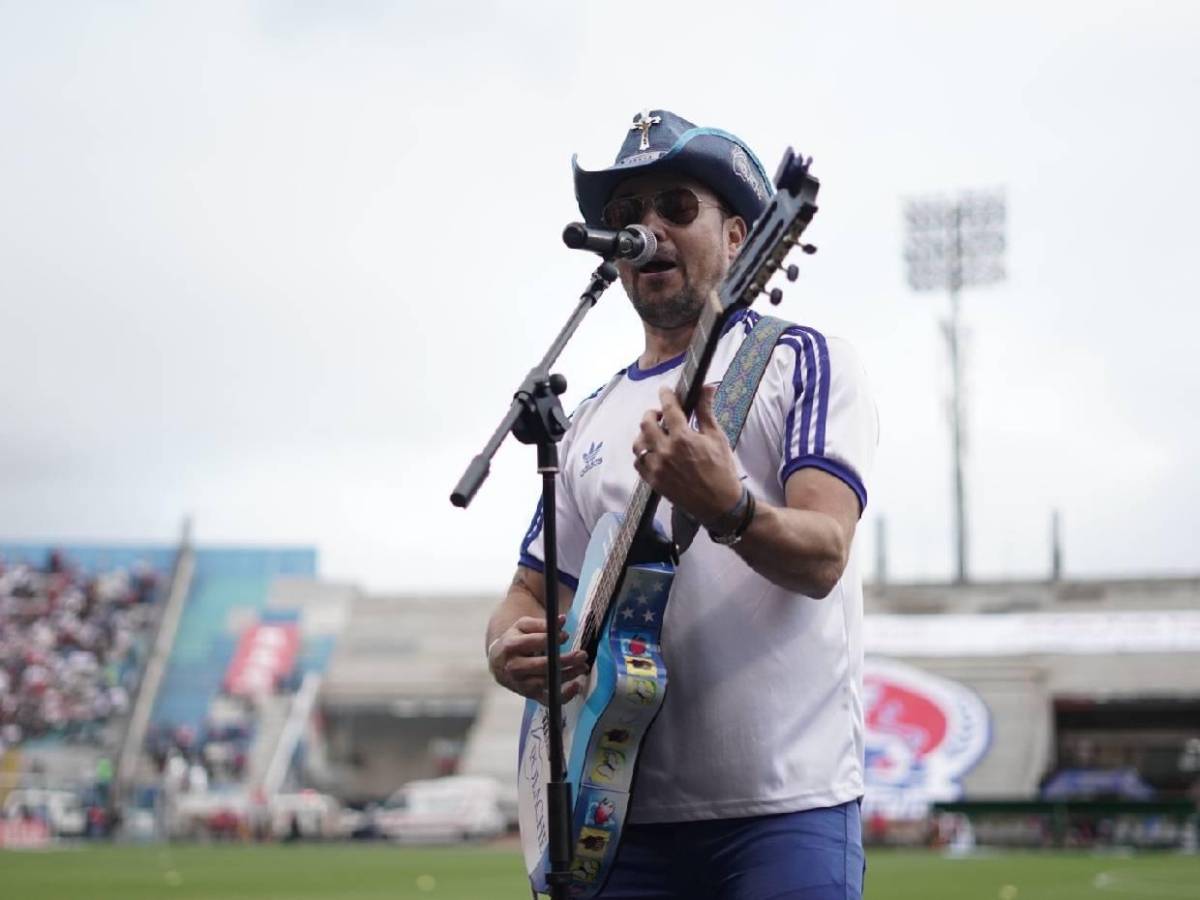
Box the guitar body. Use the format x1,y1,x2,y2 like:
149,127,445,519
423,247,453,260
518,512,673,898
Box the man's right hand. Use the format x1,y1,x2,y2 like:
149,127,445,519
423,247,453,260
488,613,590,705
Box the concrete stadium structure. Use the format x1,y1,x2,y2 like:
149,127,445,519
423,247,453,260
317,593,495,803
864,577,1200,806
313,577,1200,816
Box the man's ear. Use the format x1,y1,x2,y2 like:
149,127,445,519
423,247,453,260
726,215,748,261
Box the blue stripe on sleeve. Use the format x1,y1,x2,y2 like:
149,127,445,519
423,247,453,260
781,336,804,463
781,455,868,514
782,331,817,460
779,327,864,512
796,327,831,455
517,500,581,590
518,498,545,559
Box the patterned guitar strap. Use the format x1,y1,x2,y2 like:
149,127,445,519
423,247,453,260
671,314,794,555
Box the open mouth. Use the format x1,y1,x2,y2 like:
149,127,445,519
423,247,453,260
639,259,677,275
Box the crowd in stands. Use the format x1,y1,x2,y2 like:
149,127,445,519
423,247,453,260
0,550,160,754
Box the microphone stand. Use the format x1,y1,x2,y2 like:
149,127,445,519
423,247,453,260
451,259,620,900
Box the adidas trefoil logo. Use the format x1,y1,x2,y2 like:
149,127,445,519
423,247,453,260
580,441,604,477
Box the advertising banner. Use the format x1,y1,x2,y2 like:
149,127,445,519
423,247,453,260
224,622,300,696
863,658,991,819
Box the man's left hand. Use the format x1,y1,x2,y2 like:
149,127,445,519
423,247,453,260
632,385,743,525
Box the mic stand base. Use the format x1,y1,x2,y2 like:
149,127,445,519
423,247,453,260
544,779,575,898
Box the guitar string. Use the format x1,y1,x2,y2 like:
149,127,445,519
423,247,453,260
569,304,718,655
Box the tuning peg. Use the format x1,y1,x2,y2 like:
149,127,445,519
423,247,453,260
801,243,818,255
784,264,799,282
769,288,784,305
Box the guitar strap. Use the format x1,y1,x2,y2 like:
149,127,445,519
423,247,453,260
671,314,794,555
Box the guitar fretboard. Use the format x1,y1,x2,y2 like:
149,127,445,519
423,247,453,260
572,295,724,654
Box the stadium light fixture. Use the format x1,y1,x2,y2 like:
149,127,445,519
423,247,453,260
903,190,1007,584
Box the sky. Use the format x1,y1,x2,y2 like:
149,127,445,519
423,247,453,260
1,0,1197,593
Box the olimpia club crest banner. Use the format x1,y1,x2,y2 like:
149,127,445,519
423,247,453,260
862,658,991,820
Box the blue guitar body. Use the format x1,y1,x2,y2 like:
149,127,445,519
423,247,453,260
518,512,674,898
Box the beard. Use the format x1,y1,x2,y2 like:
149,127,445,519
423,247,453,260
628,278,706,329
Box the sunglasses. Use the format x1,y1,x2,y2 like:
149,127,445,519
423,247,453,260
601,187,728,230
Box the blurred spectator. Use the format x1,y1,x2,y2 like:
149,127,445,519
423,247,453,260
150,697,256,789
0,551,161,744
187,761,209,794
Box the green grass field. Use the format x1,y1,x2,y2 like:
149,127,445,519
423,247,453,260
1,844,1197,900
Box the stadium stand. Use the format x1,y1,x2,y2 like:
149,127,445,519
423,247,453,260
149,549,318,732
0,549,160,749
137,556,353,840
0,538,354,842
0,544,174,840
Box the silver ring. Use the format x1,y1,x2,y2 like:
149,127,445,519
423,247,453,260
637,447,652,460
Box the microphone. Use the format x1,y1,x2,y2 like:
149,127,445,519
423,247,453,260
562,222,657,267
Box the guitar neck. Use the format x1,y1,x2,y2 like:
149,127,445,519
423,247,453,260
576,296,732,652
631,293,728,534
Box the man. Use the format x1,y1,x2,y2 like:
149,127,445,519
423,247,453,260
486,110,877,899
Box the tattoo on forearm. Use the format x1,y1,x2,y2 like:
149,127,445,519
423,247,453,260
511,566,540,599
510,566,548,606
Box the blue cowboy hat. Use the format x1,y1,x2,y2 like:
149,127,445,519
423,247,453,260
573,109,774,229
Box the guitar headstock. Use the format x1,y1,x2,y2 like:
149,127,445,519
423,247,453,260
719,147,820,312
670,146,821,419
774,147,817,198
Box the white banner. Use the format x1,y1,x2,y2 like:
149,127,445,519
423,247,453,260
865,610,1200,657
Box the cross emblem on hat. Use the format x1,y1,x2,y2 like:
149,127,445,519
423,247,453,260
630,109,662,151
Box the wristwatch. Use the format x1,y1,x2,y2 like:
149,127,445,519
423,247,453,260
706,487,757,546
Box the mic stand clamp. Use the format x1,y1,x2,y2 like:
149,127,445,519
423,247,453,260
450,260,620,900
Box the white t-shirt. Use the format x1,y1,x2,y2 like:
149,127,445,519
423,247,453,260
520,308,878,824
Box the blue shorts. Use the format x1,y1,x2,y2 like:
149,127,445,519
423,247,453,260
595,800,865,900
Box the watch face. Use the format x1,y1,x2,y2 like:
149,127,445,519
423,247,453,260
708,491,754,546
709,529,742,547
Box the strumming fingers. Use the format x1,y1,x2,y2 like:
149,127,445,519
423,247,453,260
656,385,689,432
638,414,666,444
505,631,572,658
513,614,567,635
506,652,587,680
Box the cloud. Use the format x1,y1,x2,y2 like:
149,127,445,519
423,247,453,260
0,1,1196,590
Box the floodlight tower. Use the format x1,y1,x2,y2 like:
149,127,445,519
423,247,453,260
903,191,1006,584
